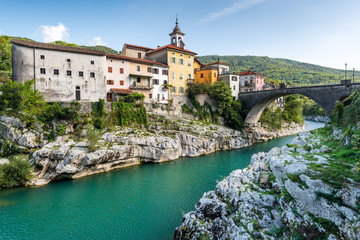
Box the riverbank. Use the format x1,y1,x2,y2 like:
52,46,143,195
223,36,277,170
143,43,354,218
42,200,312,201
0,112,306,188
174,125,360,239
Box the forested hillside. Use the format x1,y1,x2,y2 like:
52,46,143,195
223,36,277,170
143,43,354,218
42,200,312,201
199,55,360,86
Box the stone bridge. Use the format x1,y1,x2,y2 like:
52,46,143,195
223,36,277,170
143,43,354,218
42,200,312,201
239,82,360,126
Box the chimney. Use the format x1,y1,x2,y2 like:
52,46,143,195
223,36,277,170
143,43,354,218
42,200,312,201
218,58,220,63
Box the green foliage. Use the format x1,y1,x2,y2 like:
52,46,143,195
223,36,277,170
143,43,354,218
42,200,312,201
112,102,148,127
0,155,32,188
39,101,81,124
0,79,45,124
302,98,326,116
86,128,102,152
198,55,360,85
91,99,106,130
50,40,80,48
260,107,282,130
83,45,119,54
181,104,192,114
208,82,233,114
122,92,145,103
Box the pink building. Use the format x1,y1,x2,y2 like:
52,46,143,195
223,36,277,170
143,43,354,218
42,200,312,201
238,70,265,92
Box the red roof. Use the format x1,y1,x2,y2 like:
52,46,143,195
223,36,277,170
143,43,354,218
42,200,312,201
239,70,265,77
124,43,153,51
146,44,197,55
11,39,106,56
204,58,231,66
110,88,133,95
106,54,168,67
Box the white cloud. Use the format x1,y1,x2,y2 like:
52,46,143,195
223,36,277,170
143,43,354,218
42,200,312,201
198,0,265,24
90,36,107,46
40,23,69,42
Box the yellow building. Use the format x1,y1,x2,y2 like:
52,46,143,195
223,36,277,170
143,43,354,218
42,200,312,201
146,19,197,95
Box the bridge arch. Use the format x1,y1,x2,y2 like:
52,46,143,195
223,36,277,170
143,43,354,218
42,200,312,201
239,84,360,126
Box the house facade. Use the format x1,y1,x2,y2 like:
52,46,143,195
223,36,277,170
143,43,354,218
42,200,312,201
121,44,153,59
11,39,107,102
151,65,169,103
218,73,239,100
195,58,230,85
239,70,265,92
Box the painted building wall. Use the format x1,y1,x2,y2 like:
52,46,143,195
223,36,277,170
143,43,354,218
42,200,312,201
106,57,130,101
151,65,169,103
121,46,149,59
239,74,264,91
12,43,106,102
167,51,194,96
195,69,218,84
128,61,153,101
219,74,239,100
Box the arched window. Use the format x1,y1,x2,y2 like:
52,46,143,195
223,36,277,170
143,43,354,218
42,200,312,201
178,37,182,43
172,37,176,44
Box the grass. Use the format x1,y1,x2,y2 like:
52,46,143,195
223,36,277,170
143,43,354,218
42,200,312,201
287,173,308,189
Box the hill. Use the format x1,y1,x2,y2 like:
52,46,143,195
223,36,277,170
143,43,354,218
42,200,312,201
198,55,360,86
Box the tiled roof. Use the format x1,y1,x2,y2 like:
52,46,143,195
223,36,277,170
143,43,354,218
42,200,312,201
194,57,203,66
204,58,231,66
106,54,168,67
11,39,106,56
124,43,153,51
146,44,197,55
239,70,265,77
110,88,133,94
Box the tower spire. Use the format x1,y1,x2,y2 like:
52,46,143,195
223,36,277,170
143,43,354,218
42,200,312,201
176,15,178,25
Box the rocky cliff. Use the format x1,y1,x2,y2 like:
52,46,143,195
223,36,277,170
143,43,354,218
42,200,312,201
174,127,360,239
252,122,305,143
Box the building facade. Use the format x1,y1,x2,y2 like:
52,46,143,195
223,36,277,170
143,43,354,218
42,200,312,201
121,44,153,59
218,73,239,100
239,70,265,92
151,65,169,103
11,39,107,102
195,58,230,85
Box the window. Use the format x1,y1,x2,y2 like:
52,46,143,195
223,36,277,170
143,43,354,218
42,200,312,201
75,86,81,101
171,71,175,79
179,59,184,65
137,65,140,71
164,80,168,84
233,85,235,90
54,69,59,75
180,54,183,57
90,72,95,78
120,68,124,74
149,94,152,99
200,73,204,78
179,73,183,80
40,55,45,60
214,72,217,77
67,59,71,62
179,87,184,93
138,53,141,58
171,57,176,64
40,68,46,74
188,60,192,67
79,71,84,77
91,60,94,65
162,69,168,75
147,67,152,73
171,86,176,93
120,80,124,85
152,68,159,74
67,70,72,76
137,77,141,83
107,80,114,85
188,74,192,80
153,79,159,85
188,56,191,59
108,67,112,73
172,52,175,55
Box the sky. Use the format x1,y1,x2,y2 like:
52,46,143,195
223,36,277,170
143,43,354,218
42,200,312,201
1,0,360,69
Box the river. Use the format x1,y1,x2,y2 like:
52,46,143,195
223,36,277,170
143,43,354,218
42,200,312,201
0,121,324,240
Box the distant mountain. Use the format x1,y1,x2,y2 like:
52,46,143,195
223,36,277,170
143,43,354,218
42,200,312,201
198,55,360,86
0,35,119,72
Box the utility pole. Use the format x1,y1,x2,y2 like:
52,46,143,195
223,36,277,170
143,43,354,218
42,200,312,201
353,68,355,83
345,63,347,80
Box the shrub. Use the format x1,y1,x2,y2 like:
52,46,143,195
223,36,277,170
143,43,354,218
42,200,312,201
0,155,32,188
86,127,102,152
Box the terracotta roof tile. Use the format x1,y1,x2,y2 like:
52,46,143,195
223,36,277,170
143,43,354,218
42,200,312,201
106,54,168,67
204,58,231,66
146,44,197,55
110,88,133,94
11,39,106,56
239,70,265,77
124,43,153,51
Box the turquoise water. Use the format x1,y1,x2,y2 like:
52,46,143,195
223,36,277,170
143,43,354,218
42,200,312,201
0,121,323,240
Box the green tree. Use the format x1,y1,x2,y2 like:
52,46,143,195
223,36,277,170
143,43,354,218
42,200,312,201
208,82,233,114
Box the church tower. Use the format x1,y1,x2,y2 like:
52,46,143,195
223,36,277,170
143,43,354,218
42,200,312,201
169,17,185,49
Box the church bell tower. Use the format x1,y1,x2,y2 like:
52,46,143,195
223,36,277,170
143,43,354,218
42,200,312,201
169,17,185,49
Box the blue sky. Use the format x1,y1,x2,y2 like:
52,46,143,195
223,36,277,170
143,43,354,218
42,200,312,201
1,0,360,69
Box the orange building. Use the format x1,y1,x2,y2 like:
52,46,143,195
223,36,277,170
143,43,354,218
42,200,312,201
194,58,230,85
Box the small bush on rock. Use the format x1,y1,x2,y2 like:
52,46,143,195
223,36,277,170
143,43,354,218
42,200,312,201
0,155,32,188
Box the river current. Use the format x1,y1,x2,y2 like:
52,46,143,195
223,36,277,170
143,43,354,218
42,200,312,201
0,121,324,240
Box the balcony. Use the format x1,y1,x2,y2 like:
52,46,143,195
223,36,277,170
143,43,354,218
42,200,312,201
187,79,195,85
129,82,153,90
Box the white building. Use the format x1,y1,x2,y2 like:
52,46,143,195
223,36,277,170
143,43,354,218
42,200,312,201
106,54,131,102
218,73,239,100
11,39,107,102
151,65,169,103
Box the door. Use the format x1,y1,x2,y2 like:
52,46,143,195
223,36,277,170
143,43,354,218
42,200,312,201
107,92,113,102
76,86,81,101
